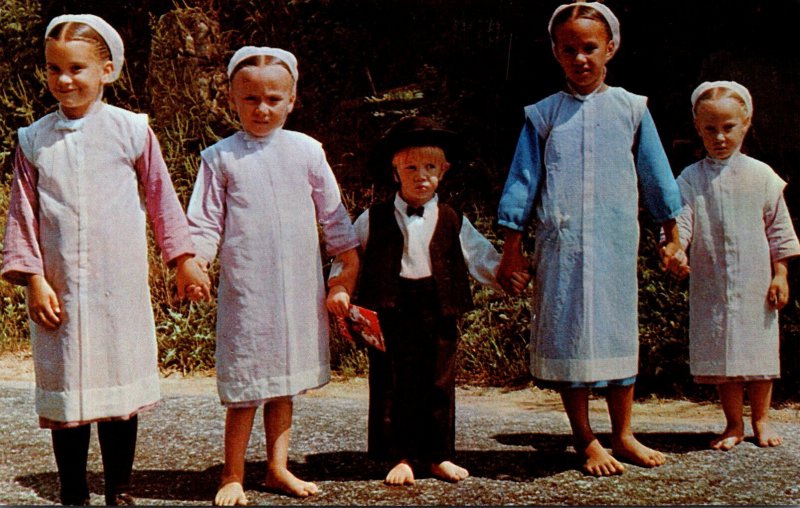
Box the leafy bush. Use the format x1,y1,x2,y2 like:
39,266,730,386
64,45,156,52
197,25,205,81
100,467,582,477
1,1,799,402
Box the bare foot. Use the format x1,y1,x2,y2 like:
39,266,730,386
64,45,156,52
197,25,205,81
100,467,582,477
385,460,415,486
611,434,666,468
753,420,783,448
214,482,248,506
580,439,625,476
264,467,318,498
710,424,745,451
430,460,469,482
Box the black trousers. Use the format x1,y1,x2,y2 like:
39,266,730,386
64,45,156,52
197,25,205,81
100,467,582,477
367,277,458,464
51,416,138,505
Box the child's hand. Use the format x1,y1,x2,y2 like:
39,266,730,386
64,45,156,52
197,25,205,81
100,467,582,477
176,255,212,302
768,263,790,310
184,284,210,303
326,285,350,316
507,270,532,296
659,241,690,280
26,274,62,329
498,230,529,294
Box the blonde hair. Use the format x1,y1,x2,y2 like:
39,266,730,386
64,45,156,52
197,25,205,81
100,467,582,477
229,55,297,94
692,87,750,119
46,21,111,62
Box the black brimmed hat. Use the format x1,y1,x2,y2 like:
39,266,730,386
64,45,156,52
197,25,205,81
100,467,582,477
369,116,461,183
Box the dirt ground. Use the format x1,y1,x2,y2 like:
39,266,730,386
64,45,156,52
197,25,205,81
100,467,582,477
3,351,800,506
3,351,797,424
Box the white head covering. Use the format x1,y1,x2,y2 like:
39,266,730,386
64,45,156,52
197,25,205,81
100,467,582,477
690,80,753,118
45,14,125,82
548,2,621,57
227,46,299,83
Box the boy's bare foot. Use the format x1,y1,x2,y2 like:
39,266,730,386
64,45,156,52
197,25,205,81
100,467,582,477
264,468,318,498
580,439,625,476
430,461,469,482
385,460,415,486
214,482,248,506
611,435,666,468
753,420,783,448
710,424,745,451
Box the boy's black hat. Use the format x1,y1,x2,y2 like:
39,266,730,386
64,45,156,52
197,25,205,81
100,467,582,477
369,116,461,183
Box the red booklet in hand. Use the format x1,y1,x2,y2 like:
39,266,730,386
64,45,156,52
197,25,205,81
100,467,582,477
335,305,386,352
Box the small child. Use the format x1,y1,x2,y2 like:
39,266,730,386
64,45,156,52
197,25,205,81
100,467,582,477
185,46,359,504
664,81,800,450
328,116,529,486
0,14,210,505
496,2,686,476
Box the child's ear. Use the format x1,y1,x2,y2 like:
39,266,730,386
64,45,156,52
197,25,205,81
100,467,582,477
441,160,451,177
392,168,399,183
605,40,616,60
101,61,114,84
287,93,296,113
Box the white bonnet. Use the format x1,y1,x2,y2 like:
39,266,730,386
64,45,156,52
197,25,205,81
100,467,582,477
690,80,753,118
45,14,125,82
548,2,621,56
227,46,299,83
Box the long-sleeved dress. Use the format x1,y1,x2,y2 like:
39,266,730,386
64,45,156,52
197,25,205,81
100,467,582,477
675,152,800,381
498,86,682,385
1,101,196,428
186,129,358,405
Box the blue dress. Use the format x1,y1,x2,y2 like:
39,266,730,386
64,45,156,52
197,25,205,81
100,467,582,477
498,87,681,385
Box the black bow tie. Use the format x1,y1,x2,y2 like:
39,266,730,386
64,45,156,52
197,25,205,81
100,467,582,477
406,205,425,217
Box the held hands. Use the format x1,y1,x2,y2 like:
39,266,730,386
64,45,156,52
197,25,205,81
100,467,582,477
326,285,350,317
497,230,530,296
507,270,533,296
659,241,691,280
326,248,359,317
27,274,62,329
176,255,212,303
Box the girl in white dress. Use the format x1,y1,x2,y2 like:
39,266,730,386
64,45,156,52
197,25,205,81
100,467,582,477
664,81,800,450
186,46,359,504
1,14,210,505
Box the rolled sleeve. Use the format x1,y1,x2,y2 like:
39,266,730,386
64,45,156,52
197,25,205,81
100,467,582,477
636,109,682,223
460,216,502,290
136,128,196,265
2,146,44,285
309,148,359,256
186,156,226,263
497,117,544,231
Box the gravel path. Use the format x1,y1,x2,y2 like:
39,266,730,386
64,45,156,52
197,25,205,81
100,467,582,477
1,367,799,506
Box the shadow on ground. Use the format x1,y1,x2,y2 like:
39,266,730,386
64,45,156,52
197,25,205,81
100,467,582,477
14,431,722,503
494,431,720,455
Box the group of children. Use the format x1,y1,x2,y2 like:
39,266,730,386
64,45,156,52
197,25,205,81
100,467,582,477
1,2,797,505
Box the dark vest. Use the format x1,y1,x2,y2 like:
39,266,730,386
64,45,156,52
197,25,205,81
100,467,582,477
357,200,473,317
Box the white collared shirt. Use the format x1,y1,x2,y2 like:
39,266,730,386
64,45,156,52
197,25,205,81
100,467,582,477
333,193,501,289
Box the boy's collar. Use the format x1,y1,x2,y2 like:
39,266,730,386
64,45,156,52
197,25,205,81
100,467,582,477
394,192,438,212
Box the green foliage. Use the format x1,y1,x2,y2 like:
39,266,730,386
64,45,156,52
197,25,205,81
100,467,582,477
1,1,799,401
156,302,217,375
458,284,531,386
0,0,45,172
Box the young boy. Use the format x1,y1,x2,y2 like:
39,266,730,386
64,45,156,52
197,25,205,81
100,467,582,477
328,116,528,485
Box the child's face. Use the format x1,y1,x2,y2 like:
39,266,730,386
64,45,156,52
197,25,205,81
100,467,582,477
553,17,614,95
229,65,295,138
45,39,113,119
694,97,750,160
392,146,450,207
